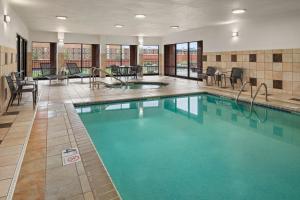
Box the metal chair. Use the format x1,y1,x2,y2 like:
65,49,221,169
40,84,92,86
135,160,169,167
197,66,216,85
227,67,243,89
5,76,37,112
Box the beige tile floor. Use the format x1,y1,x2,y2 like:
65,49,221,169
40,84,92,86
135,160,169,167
0,76,299,200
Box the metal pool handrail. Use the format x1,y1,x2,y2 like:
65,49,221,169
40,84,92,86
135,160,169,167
91,67,127,87
236,81,253,102
251,83,268,107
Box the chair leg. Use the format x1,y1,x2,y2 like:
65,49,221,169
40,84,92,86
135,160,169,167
6,96,13,112
17,93,21,105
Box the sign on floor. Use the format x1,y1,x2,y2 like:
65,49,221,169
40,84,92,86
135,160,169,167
62,148,81,166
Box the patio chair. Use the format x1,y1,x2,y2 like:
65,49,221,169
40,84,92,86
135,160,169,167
5,76,36,112
110,65,121,78
227,67,243,89
66,63,90,83
197,66,216,85
40,63,65,85
129,66,138,79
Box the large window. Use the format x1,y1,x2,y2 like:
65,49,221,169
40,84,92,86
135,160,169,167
176,43,188,77
143,45,159,75
64,43,92,74
165,41,202,79
106,44,130,67
32,42,50,78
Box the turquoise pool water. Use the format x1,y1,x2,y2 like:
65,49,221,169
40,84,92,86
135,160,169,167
76,94,300,200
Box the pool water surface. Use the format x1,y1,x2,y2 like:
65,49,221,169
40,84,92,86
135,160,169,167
76,94,300,200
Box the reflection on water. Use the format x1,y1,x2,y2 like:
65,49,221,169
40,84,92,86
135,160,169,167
76,94,300,146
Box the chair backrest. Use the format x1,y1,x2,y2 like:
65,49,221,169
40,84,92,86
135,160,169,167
130,66,138,73
66,63,81,75
5,76,17,94
206,66,217,76
40,63,56,76
231,67,243,79
110,65,119,74
137,65,143,73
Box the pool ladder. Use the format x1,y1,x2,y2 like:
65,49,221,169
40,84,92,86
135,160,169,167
236,82,268,106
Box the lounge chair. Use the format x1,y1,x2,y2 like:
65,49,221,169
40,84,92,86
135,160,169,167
197,66,216,85
227,67,243,89
66,63,90,83
40,63,67,85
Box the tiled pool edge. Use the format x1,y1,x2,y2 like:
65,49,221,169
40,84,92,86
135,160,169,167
73,89,300,114
65,103,122,200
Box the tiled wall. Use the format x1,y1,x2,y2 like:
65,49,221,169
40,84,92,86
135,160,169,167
203,49,300,96
0,45,17,113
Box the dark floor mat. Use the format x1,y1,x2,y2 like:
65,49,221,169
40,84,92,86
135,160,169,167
2,111,20,116
0,123,13,128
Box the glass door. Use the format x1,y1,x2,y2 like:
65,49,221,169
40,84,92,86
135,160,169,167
176,43,188,77
189,42,198,78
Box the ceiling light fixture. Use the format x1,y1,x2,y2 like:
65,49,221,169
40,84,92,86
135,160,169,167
114,24,124,28
170,26,179,29
56,16,67,20
232,31,239,37
135,14,146,19
4,15,11,24
232,9,246,14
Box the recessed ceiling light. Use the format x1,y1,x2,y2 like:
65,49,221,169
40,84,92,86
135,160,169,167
4,15,11,24
170,26,179,29
232,9,246,14
135,14,146,19
114,24,124,28
56,16,67,20
232,31,239,37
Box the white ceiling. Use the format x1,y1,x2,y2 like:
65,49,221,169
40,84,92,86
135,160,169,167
9,0,300,37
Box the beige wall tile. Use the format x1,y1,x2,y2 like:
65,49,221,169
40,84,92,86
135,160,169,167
265,54,272,62
283,81,293,91
257,71,264,79
283,63,293,72
257,54,265,62
283,54,293,63
293,63,300,72
293,49,300,54
273,63,283,72
264,63,273,71
293,54,300,63
293,72,300,81
272,71,283,80
265,71,272,79
283,72,293,81
257,62,264,70
292,81,300,95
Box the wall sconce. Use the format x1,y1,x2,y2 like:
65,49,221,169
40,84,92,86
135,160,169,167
4,15,11,24
232,31,239,37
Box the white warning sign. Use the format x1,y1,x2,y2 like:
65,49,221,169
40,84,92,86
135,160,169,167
62,148,81,166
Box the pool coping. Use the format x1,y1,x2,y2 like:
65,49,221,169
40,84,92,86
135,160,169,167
74,90,300,114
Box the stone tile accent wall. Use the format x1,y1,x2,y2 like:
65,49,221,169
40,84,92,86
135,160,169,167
0,46,18,114
203,49,300,96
